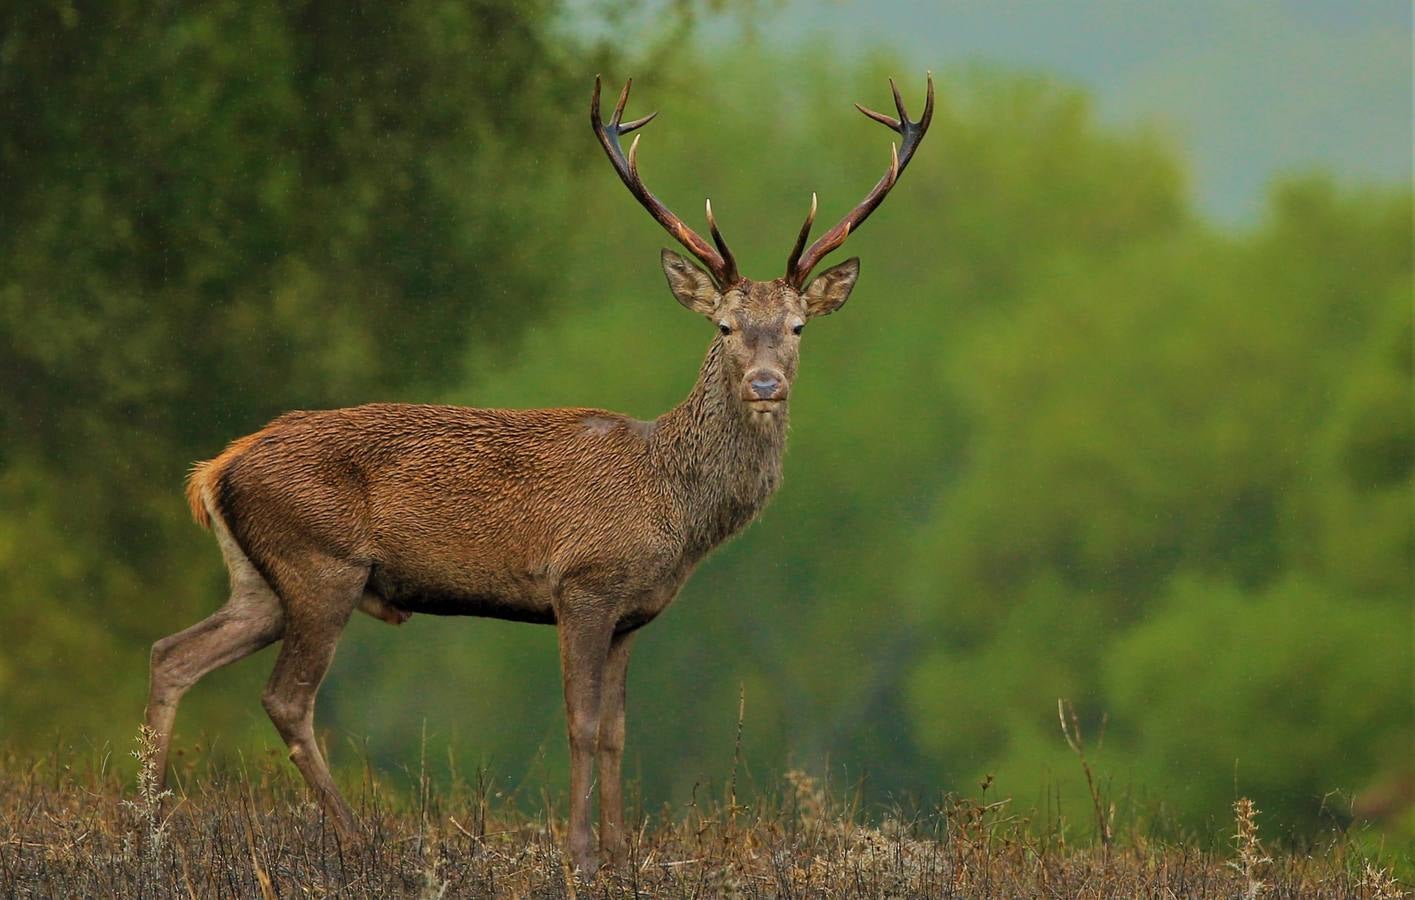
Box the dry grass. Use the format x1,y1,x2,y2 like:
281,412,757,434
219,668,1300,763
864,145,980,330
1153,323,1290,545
0,735,1405,899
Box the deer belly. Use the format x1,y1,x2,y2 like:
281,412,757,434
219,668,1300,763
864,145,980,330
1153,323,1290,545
365,565,556,625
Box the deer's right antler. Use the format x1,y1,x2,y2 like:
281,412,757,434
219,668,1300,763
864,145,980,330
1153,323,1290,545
592,76,741,289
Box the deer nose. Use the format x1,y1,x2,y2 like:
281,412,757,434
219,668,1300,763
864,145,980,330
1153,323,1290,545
748,372,782,399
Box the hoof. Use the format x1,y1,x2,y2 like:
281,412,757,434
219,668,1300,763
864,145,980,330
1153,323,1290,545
600,842,627,870
573,855,600,880
330,815,364,844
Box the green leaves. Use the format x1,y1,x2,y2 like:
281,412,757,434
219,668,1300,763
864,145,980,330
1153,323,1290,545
0,0,592,744
906,176,1412,834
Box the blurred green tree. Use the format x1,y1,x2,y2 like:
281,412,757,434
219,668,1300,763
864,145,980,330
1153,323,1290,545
905,176,1412,834
0,0,614,738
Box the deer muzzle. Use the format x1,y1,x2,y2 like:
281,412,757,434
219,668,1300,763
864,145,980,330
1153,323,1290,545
744,369,788,404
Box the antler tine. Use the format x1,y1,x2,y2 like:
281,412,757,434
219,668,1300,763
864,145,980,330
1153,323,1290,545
612,78,632,123
890,77,908,123
783,192,818,284
619,111,658,133
704,199,738,277
854,102,901,131
787,73,935,288
627,133,641,174
921,70,936,130
591,76,740,288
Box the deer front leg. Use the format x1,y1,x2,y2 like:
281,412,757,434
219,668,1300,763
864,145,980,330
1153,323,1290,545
556,604,615,876
597,630,635,865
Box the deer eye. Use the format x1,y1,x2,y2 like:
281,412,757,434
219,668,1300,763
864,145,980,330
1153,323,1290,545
791,322,805,336
718,322,732,336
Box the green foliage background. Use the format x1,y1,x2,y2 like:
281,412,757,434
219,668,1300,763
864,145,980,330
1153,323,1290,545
1,1,1409,846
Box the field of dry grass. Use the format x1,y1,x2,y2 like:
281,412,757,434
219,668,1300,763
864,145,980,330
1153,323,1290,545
0,731,1406,899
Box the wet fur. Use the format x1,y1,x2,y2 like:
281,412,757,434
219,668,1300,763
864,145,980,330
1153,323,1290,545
186,338,785,632
154,254,856,875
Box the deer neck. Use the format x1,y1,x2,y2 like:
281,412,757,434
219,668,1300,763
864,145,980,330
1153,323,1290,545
652,339,788,551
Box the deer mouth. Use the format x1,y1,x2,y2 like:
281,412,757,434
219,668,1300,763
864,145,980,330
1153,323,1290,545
745,398,786,419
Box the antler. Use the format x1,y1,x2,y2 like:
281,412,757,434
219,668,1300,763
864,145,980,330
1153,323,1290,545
591,76,741,289
785,74,935,288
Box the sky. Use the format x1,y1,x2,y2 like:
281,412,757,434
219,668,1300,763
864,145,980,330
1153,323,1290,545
673,0,1412,223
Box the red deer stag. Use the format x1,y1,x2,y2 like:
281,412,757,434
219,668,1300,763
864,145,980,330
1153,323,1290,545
146,74,933,875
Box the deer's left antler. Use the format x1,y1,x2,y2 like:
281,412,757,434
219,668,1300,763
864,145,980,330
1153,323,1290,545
785,74,935,288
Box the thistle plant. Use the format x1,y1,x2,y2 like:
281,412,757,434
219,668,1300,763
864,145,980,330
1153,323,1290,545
1229,797,1270,899
122,725,174,870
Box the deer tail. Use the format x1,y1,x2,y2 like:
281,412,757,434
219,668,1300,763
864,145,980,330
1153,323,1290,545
184,431,262,530
184,462,213,529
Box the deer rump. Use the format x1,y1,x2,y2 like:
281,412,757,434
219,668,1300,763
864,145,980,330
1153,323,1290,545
188,403,682,630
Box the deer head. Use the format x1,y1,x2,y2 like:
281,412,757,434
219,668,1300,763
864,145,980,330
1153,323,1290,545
591,75,934,418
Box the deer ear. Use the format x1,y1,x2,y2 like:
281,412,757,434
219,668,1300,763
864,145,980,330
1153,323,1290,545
661,249,720,316
802,257,860,318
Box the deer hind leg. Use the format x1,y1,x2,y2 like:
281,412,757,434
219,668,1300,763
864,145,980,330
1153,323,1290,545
145,512,284,791
260,559,367,836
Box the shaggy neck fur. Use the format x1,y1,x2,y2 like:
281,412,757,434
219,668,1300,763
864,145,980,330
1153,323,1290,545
651,338,788,557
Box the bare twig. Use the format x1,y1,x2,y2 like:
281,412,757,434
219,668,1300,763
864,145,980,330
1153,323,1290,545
1058,699,1114,849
